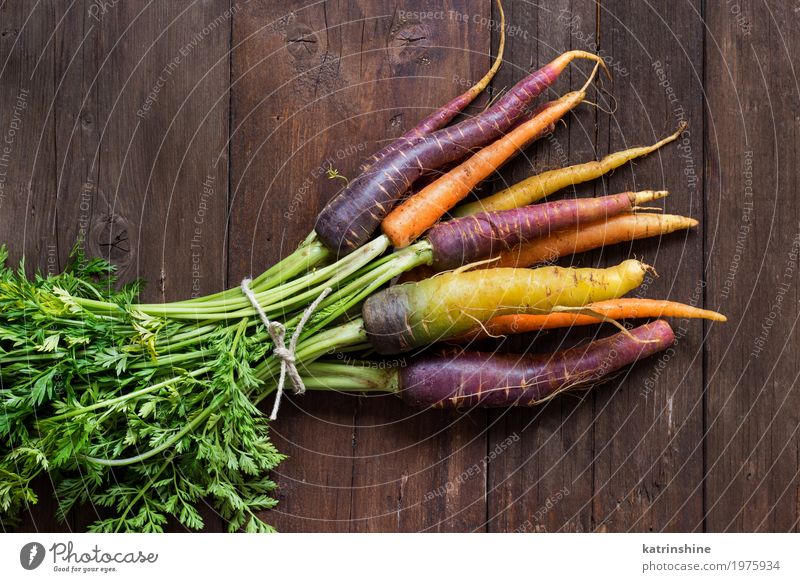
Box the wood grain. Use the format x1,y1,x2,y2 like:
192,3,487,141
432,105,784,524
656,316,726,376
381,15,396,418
230,0,492,532
230,0,381,532
485,0,600,534
704,1,800,532
0,0,59,534
2,0,800,533
346,0,491,534
3,0,232,532
588,0,706,533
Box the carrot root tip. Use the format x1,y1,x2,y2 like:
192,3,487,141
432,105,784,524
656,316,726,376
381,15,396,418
572,50,612,80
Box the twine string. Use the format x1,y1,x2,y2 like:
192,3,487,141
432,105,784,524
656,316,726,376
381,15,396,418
240,279,332,420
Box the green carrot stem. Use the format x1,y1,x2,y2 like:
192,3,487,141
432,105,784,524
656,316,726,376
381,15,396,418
83,396,223,467
113,455,174,533
128,236,390,318
296,243,431,339
0,353,66,363
299,361,398,393
167,233,329,306
165,323,225,344
252,318,370,405
128,349,215,369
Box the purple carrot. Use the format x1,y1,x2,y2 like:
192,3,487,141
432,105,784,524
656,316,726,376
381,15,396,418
426,190,666,271
363,1,507,170
314,50,609,256
397,320,674,408
393,104,557,197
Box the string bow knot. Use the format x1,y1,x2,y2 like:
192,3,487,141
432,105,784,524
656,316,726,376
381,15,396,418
241,278,332,420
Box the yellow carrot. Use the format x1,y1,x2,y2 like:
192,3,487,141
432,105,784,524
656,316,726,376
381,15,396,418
363,259,652,354
455,122,687,216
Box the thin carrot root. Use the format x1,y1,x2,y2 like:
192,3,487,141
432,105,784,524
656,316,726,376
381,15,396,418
551,305,637,337
455,124,687,216
552,50,612,81
579,62,602,93
456,299,726,341
449,256,501,275
467,0,506,97
364,0,508,170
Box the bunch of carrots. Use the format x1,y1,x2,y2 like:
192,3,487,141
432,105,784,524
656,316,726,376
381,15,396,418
0,2,724,532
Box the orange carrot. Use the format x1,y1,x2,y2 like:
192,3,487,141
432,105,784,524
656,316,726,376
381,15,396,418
381,64,602,249
398,212,696,284
492,212,698,267
459,299,726,340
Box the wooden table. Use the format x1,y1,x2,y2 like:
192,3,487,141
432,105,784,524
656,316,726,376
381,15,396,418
1,1,798,533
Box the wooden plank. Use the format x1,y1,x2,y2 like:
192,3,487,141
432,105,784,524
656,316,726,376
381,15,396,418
704,2,800,532
346,0,491,533
0,0,59,533
590,0,705,532
230,0,491,532
0,3,57,274
486,0,600,533
53,0,101,275
230,0,368,533
49,0,232,532
5,0,795,537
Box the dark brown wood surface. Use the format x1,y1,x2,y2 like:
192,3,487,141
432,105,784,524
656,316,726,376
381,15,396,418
1,1,798,532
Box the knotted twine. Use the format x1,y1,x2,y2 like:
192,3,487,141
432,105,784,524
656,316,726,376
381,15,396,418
240,279,332,420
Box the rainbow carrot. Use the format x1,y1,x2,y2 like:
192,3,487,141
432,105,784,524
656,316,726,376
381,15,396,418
457,299,726,340
396,321,675,407
315,51,610,255
491,212,698,267
424,190,664,271
455,123,686,216
381,67,601,248
362,259,651,354
364,0,508,169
